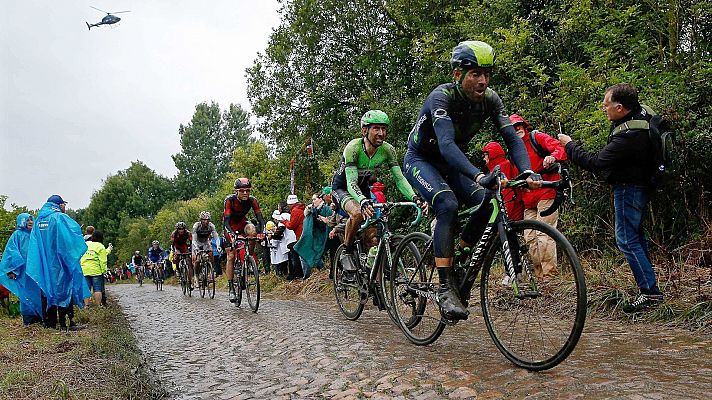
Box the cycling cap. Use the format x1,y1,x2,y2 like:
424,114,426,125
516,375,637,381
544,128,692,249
175,221,186,230
451,41,496,70
234,178,251,189
199,211,211,220
360,110,391,128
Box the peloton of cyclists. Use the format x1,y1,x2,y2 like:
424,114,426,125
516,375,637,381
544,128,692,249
191,211,221,288
223,178,265,302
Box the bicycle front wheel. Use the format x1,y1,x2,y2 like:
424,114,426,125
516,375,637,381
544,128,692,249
332,244,364,320
199,262,207,298
234,261,243,307
389,232,446,346
245,255,260,312
378,234,403,325
179,261,187,296
208,265,216,299
481,219,587,371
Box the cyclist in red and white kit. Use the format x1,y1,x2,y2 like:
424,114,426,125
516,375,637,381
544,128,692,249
223,178,265,302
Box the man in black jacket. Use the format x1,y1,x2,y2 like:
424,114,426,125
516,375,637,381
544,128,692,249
558,83,663,313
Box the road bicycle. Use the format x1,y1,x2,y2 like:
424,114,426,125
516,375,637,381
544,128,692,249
195,248,216,299
175,253,192,297
149,261,164,291
389,165,586,371
135,264,144,287
333,202,421,322
228,234,260,312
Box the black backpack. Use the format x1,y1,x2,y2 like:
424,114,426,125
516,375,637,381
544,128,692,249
610,104,675,186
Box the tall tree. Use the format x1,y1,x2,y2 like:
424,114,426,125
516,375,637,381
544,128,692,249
248,0,712,250
82,161,173,245
173,102,254,199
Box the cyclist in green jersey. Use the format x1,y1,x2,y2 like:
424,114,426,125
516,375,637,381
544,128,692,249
331,110,427,277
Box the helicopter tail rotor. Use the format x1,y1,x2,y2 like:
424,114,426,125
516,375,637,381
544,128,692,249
86,22,91,30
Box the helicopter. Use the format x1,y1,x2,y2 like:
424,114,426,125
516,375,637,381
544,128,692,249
86,6,130,30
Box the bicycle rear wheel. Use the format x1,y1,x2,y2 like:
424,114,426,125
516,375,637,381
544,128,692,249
389,232,446,345
332,244,364,320
481,219,587,371
245,255,260,312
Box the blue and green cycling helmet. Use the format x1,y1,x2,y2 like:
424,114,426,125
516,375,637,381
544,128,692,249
360,110,391,128
450,41,496,70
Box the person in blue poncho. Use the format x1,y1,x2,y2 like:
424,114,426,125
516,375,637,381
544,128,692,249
0,213,43,326
25,195,90,329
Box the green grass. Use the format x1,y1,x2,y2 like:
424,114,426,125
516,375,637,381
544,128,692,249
0,301,167,399
580,250,712,331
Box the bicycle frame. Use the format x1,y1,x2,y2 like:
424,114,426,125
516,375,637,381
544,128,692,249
408,169,563,303
360,202,422,279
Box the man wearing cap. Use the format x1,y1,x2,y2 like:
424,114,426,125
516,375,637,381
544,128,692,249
294,191,334,279
26,195,91,329
283,194,306,280
269,211,295,276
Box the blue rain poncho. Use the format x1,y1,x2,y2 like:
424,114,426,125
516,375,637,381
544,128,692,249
25,202,90,309
0,213,43,318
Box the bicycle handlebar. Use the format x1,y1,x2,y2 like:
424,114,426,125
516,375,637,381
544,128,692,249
360,201,422,230
493,163,573,217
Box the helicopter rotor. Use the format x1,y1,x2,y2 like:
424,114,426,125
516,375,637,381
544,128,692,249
90,6,109,14
90,6,131,15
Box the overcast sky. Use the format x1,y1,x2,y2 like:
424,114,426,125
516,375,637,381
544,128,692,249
0,0,281,210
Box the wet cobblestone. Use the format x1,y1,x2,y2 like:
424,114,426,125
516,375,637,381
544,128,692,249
110,285,712,399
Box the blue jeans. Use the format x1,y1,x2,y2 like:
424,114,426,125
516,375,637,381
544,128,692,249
613,185,661,294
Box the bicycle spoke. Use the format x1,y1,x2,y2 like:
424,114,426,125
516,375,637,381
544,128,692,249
481,220,586,371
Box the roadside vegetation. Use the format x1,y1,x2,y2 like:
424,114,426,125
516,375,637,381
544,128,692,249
0,301,166,400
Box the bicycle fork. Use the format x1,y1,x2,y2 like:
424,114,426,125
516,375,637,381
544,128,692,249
498,223,540,299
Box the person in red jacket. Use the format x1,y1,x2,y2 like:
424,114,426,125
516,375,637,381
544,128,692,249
482,141,524,221
509,114,568,281
283,194,306,280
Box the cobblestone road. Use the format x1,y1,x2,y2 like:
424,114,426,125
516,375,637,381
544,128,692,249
111,284,711,400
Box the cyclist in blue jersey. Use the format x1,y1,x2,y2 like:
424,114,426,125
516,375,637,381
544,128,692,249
403,41,542,320
146,240,165,280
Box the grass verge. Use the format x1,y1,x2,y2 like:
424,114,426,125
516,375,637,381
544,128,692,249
0,301,167,400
